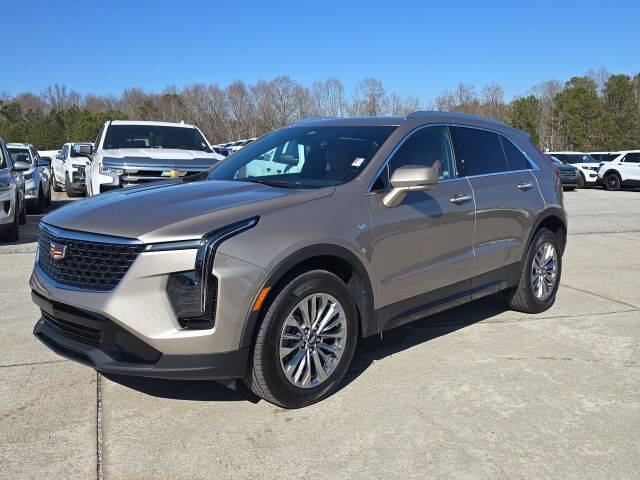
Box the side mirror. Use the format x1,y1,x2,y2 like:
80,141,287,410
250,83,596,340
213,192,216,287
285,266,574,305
12,161,31,172
73,144,93,157
383,165,439,208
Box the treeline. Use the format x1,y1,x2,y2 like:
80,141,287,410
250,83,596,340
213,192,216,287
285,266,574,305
1,68,639,151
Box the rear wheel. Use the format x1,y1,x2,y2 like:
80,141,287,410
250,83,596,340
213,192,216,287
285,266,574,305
18,196,26,225
245,270,358,408
604,172,621,191
577,172,585,188
31,185,45,214
45,183,52,206
504,228,562,313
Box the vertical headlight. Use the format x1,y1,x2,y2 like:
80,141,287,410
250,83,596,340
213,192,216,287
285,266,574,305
147,217,258,329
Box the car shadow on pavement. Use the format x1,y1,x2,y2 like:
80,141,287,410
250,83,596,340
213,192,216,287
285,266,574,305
0,198,75,247
339,293,510,392
105,293,510,406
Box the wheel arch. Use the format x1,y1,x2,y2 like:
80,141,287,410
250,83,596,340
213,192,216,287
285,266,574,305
526,208,567,255
602,168,622,179
239,244,376,349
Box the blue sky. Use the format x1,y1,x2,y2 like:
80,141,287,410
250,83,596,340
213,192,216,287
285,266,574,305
4,0,639,101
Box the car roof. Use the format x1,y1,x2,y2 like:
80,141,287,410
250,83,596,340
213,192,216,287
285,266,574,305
292,111,529,138
6,143,31,148
109,120,197,128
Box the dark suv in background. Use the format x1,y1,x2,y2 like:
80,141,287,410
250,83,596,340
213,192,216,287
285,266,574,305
31,112,566,408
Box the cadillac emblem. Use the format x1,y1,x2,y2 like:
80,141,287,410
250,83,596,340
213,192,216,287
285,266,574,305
50,242,68,261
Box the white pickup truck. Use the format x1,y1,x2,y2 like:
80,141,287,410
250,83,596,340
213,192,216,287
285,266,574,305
76,121,224,196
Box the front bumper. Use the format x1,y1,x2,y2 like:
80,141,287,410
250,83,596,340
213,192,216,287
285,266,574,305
30,244,265,378
33,291,249,379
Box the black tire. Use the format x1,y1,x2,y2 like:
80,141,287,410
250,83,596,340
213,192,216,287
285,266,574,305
65,174,76,198
45,184,52,206
52,177,62,192
563,187,576,191
504,228,562,314
245,270,358,408
18,196,26,225
577,172,585,188
604,172,621,191
2,199,19,242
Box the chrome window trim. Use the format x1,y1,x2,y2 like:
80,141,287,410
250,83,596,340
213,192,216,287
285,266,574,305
40,222,143,245
367,122,540,192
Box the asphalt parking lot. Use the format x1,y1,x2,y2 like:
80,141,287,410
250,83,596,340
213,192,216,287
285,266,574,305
2,188,640,480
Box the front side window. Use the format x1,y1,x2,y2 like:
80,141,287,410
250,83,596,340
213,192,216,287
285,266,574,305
389,126,456,181
623,152,640,163
451,127,508,177
8,148,31,165
207,125,396,189
500,136,530,171
103,125,211,152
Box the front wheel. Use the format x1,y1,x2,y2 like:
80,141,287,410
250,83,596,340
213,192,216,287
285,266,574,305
245,270,358,408
52,176,62,192
604,172,621,191
504,228,562,314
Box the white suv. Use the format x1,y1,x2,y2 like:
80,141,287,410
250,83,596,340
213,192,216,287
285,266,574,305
51,142,93,196
7,143,52,213
546,152,601,187
597,150,640,191
80,121,223,196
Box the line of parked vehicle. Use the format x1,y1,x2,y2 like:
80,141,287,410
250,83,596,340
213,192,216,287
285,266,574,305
546,150,640,191
211,138,256,157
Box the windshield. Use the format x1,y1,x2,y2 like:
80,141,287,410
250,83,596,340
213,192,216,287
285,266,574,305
8,148,31,164
564,154,598,164
206,125,396,189
70,144,92,157
103,125,211,152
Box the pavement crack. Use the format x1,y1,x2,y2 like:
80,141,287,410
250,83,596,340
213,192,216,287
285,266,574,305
0,359,67,369
560,283,639,309
96,372,104,480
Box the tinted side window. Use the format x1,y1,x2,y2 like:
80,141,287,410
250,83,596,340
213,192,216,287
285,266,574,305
500,136,529,171
451,126,508,176
389,126,456,181
623,152,640,163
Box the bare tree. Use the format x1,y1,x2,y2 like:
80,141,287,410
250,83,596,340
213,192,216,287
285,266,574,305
586,66,611,96
480,83,506,120
311,77,346,117
350,78,387,116
530,79,563,149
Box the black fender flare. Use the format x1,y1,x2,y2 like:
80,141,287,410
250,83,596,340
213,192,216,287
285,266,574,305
525,207,567,254
601,169,621,179
239,243,376,348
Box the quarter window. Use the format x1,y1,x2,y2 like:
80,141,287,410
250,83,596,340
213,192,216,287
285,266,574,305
500,136,530,171
451,126,508,176
388,126,456,181
623,152,640,163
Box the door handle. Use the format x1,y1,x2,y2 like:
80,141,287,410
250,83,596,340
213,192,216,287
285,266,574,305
517,182,533,191
449,193,472,204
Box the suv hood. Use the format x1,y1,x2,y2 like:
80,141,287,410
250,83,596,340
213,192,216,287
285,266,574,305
42,180,334,243
102,148,224,166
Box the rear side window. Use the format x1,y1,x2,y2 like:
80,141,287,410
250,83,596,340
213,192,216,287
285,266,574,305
451,126,508,177
500,136,530,171
623,152,640,163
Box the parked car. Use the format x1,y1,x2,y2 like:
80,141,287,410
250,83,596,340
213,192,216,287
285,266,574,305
51,142,93,196
546,151,600,187
77,121,223,196
597,150,640,190
7,143,52,212
38,149,59,177
31,112,566,408
0,138,28,241
549,155,580,190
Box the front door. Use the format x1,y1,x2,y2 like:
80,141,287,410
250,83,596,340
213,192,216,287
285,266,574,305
367,126,476,323
619,152,640,183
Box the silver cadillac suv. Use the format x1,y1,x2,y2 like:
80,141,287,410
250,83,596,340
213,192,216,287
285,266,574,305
31,112,566,408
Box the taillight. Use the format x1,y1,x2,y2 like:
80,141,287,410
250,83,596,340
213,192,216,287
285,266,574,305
533,145,559,176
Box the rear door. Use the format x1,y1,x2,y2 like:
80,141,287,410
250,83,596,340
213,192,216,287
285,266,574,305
451,127,544,283
54,145,67,183
367,125,475,316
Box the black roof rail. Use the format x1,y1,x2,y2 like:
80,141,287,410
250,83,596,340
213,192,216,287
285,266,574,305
293,116,336,124
407,110,504,125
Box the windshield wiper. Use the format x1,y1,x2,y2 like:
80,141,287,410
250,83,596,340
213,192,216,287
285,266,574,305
243,178,300,189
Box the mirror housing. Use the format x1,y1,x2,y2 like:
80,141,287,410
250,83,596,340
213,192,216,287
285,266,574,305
12,161,31,172
383,164,439,208
73,144,93,157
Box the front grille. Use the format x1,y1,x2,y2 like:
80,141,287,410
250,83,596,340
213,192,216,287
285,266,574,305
38,226,145,291
42,310,101,345
560,171,577,178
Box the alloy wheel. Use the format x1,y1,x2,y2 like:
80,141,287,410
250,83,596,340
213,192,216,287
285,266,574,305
530,242,558,301
279,293,347,388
